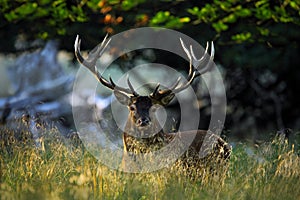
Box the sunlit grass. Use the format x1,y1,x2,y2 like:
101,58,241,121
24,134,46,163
0,126,299,200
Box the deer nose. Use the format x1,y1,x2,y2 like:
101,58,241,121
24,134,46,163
137,117,150,127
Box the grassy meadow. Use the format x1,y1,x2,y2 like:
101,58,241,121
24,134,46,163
0,126,299,200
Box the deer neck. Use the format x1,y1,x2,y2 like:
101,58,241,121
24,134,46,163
123,117,166,153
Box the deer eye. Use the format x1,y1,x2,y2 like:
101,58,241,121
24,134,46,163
129,105,136,111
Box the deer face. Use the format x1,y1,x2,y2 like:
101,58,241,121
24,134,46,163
114,90,175,131
128,96,152,128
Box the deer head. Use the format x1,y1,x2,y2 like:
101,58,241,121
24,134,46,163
74,34,215,151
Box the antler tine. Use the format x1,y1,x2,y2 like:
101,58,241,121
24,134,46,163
127,76,138,96
153,83,160,94
161,38,198,94
74,35,134,95
74,35,110,72
179,38,193,79
153,39,215,96
150,83,161,98
170,77,182,90
172,39,215,93
190,41,215,76
172,71,196,93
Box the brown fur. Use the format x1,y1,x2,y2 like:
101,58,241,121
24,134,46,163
119,96,231,172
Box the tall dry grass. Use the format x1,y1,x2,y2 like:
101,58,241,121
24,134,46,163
0,124,299,200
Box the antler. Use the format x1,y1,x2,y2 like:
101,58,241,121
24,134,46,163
151,38,215,98
74,35,138,96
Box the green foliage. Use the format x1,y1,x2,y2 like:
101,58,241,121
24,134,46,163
231,32,252,43
1,0,300,46
185,0,300,41
1,0,89,40
149,11,190,29
92,0,300,44
2,0,89,24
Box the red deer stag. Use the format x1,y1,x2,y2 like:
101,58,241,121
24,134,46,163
74,35,231,173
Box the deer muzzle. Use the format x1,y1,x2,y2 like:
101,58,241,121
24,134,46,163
136,116,150,127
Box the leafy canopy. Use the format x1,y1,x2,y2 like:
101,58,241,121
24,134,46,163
1,0,299,49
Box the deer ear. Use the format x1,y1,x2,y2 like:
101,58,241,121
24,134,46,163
114,90,131,105
160,93,175,105
150,93,175,106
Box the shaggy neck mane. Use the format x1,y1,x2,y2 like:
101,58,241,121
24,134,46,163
123,116,166,153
